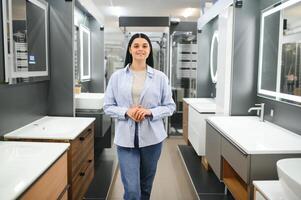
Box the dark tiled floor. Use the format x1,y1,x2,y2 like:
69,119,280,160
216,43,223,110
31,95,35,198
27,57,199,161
178,145,234,200
84,146,118,200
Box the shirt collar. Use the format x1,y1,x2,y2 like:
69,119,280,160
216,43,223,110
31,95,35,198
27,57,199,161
124,64,154,78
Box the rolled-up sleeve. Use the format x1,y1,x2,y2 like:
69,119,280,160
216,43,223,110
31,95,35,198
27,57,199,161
150,75,176,121
103,74,128,120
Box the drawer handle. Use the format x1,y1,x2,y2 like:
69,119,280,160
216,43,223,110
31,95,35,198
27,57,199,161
79,172,85,176
79,128,92,141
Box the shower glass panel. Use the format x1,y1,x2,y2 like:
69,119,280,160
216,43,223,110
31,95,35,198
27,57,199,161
169,31,197,136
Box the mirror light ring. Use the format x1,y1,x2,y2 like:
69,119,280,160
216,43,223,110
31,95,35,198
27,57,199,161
210,31,219,84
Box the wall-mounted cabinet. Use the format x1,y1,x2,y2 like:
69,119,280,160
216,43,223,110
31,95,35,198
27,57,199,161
1,0,49,84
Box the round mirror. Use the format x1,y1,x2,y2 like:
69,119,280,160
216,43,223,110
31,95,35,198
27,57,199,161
210,31,219,84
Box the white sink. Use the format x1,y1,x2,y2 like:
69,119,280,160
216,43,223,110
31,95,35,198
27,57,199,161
277,158,301,199
75,93,104,110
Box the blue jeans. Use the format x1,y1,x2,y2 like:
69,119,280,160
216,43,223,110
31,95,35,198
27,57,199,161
117,142,163,200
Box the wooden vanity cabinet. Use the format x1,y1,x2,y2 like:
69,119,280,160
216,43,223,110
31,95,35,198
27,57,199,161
20,152,68,200
68,124,95,200
5,123,95,200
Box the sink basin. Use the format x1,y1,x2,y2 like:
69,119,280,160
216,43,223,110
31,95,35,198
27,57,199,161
277,158,301,199
75,93,104,110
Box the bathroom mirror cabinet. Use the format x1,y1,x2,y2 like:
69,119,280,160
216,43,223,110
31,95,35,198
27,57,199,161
210,31,218,84
2,0,49,84
258,0,301,105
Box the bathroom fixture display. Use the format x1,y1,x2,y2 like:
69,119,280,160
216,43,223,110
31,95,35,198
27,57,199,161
79,24,91,81
277,158,301,199
206,116,301,199
248,103,265,122
210,31,218,84
258,0,301,105
2,0,49,84
0,142,69,199
4,116,96,199
75,93,105,110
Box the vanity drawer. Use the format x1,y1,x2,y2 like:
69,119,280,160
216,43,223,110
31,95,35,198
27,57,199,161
206,123,222,180
20,152,68,200
70,124,94,178
221,137,250,183
71,150,94,200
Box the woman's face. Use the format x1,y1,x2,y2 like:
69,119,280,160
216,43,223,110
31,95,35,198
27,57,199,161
129,38,150,62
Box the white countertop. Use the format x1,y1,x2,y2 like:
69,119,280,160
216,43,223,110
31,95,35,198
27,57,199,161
207,116,301,154
75,92,104,110
4,116,95,140
0,141,69,200
253,181,299,200
183,98,216,113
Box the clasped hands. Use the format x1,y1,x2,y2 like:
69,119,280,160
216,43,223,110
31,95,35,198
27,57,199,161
126,105,152,122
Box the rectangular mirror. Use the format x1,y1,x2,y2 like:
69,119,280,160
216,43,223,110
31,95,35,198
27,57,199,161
258,0,301,105
2,0,48,84
79,24,91,81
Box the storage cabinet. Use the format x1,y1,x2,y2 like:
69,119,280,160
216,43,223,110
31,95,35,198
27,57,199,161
5,123,95,200
188,106,214,156
205,120,301,200
20,152,68,200
68,124,95,200
205,123,222,180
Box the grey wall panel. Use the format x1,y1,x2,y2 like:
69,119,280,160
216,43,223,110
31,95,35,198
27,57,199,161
197,18,217,97
258,97,301,135
0,2,4,83
256,1,301,136
0,82,48,135
0,2,48,135
89,18,104,93
230,0,260,115
119,17,169,27
48,0,74,116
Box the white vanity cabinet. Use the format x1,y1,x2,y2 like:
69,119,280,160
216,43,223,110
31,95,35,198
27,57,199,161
183,98,216,156
188,106,215,156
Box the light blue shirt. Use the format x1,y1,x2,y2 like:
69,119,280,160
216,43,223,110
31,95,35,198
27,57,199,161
103,65,176,148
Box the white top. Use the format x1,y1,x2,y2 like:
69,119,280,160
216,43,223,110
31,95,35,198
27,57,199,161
131,69,146,105
0,141,69,200
4,116,95,140
183,98,216,113
253,181,299,200
207,116,301,154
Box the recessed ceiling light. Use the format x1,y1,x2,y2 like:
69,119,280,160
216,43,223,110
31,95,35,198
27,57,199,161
109,6,123,17
183,8,194,18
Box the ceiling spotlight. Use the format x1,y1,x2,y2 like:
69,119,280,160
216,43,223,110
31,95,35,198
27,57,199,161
109,6,123,17
183,8,194,18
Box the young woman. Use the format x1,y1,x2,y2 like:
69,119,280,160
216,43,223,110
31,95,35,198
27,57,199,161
103,33,175,200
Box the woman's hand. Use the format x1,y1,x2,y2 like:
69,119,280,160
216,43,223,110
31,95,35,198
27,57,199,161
126,106,141,122
133,107,152,121
126,106,152,122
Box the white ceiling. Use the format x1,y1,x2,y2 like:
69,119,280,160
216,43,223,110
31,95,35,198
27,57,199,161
92,0,202,33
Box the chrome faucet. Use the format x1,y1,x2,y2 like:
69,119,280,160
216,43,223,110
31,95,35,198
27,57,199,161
248,103,265,122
